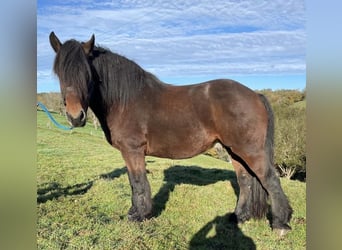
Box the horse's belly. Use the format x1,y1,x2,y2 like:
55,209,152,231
146,130,216,159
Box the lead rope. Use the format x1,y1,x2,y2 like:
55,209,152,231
37,102,73,130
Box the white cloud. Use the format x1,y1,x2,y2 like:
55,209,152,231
37,0,306,91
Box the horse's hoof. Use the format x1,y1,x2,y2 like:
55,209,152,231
128,207,143,222
232,211,251,224
128,213,144,222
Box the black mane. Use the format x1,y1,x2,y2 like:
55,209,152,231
90,46,165,107
53,40,92,101
53,38,165,109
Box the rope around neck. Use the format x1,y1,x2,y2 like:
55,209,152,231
37,102,73,130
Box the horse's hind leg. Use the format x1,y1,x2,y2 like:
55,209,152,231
230,158,254,223
255,155,293,231
238,151,293,231
228,149,268,223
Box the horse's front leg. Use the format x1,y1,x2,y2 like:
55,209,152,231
121,149,152,222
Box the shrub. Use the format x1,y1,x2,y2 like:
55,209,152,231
273,103,306,180
259,89,305,106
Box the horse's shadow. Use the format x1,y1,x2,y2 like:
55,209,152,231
151,165,239,217
153,165,255,249
37,181,94,203
38,165,238,212
189,213,256,250
37,167,127,203
99,165,253,248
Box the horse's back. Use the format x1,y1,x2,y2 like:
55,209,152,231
142,79,267,158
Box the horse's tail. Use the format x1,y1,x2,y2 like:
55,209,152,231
257,94,293,228
258,93,274,164
247,94,275,219
249,173,268,219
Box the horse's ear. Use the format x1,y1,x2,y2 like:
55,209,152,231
82,34,95,55
49,31,62,53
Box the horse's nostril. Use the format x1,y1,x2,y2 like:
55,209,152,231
80,110,86,122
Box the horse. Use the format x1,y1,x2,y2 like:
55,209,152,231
49,32,293,234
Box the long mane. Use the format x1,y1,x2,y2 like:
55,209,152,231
53,40,92,101
53,38,165,108
90,46,165,107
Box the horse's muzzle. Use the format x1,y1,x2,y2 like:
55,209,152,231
66,109,86,127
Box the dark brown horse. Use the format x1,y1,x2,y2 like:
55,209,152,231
49,32,292,234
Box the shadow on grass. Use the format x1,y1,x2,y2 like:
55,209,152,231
100,166,127,180
189,213,256,250
152,165,239,217
37,181,94,203
152,165,255,249
37,167,127,203
37,164,255,247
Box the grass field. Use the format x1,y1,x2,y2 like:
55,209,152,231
37,110,306,249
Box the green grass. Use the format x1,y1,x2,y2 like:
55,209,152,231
37,110,306,249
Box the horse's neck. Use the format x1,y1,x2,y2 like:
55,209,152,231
89,91,113,144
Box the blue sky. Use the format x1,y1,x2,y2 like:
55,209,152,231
37,0,306,93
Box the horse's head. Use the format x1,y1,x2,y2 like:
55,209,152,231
49,32,95,127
